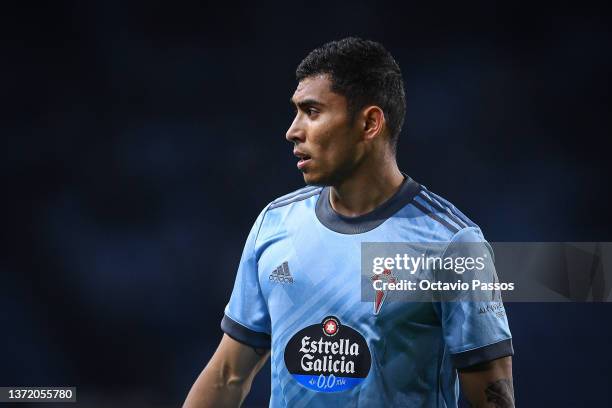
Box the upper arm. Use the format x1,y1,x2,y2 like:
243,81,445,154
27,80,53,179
436,228,515,405
436,228,514,369
208,334,270,384
222,207,272,347
182,334,270,408
184,207,273,408
458,356,514,407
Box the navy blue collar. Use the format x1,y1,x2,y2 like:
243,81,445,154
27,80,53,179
315,176,421,234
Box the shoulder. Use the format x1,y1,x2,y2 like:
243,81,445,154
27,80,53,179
399,183,484,241
415,186,478,232
249,185,323,243
267,185,323,210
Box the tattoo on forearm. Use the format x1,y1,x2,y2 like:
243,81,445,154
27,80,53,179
484,378,514,407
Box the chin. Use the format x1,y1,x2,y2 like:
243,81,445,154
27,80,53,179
302,171,326,186
302,170,335,187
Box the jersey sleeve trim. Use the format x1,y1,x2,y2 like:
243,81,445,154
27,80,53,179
221,313,272,349
451,338,514,369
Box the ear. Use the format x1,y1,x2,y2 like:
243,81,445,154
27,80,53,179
361,106,386,142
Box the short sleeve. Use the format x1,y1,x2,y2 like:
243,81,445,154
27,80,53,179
435,227,514,369
221,208,272,349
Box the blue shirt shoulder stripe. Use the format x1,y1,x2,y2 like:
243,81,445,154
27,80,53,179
270,186,319,205
268,187,322,210
420,187,476,228
417,191,468,229
410,199,460,234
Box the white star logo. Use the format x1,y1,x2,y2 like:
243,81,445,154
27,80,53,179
322,318,339,336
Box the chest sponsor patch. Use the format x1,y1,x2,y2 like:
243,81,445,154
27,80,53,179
284,316,371,392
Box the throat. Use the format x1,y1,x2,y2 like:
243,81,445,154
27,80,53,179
328,169,405,217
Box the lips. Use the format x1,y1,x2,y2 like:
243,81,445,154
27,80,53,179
293,150,312,170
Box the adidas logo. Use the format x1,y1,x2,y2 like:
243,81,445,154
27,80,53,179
269,261,294,284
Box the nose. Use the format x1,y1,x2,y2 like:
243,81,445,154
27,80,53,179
285,115,305,144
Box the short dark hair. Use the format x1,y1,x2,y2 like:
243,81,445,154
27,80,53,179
296,37,406,151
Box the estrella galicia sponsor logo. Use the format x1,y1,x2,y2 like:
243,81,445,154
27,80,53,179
284,316,371,393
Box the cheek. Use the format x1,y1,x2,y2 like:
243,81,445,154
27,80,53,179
306,113,358,171
310,119,353,154
316,134,356,170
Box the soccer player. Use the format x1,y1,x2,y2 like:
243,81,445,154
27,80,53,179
184,38,514,407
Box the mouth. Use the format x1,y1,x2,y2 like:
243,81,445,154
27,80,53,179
294,150,312,170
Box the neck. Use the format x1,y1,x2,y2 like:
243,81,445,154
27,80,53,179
328,152,404,217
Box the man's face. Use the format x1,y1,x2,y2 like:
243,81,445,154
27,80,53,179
286,75,363,186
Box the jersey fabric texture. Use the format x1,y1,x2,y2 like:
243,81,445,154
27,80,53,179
221,176,513,408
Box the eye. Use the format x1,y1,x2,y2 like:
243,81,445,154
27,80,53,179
305,108,318,117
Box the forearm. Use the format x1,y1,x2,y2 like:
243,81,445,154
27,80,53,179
182,360,250,408
464,378,514,408
459,356,514,408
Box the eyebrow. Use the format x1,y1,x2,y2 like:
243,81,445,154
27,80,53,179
289,97,326,109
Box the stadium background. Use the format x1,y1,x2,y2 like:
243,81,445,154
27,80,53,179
2,1,611,407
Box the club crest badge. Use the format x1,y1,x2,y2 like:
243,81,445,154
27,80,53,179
371,268,396,315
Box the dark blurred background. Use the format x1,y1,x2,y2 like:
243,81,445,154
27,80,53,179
1,1,611,407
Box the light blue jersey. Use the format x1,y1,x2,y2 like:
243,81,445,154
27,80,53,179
222,177,512,407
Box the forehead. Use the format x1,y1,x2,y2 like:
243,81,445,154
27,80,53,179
291,74,345,105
